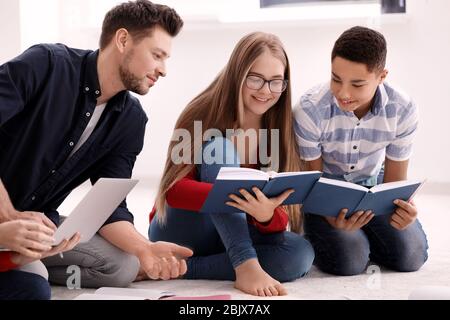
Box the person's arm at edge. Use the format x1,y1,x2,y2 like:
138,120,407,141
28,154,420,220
304,158,323,172
383,158,408,182
0,180,16,223
0,252,17,272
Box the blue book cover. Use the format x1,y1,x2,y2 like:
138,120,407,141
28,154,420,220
354,180,423,216
199,168,322,214
262,172,322,205
303,178,423,217
303,178,369,217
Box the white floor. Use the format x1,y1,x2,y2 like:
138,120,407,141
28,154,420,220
52,179,450,300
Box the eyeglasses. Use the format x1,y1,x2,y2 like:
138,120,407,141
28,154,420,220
245,75,288,93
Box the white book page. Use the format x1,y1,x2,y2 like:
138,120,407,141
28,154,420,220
369,179,423,193
216,167,269,180
272,170,322,178
94,287,175,300
318,177,368,192
74,293,146,300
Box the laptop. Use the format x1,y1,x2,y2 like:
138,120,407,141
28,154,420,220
53,178,139,245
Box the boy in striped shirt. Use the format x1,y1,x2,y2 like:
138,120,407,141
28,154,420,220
294,26,428,276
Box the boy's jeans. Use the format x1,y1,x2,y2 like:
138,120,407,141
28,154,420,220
304,171,428,275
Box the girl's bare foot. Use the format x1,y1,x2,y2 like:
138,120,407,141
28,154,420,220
234,258,287,297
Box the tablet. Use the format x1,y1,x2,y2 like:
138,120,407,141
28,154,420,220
53,178,139,245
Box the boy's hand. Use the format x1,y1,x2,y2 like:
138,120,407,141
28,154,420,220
226,187,294,223
325,209,374,232
390,199,418,230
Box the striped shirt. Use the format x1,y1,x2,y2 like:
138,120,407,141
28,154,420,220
293,82,418,184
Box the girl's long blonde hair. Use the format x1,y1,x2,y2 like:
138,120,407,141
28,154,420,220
155,32,303,232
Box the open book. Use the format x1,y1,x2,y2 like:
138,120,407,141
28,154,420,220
302,177,424,217
200,168,322,213
74,287,231,300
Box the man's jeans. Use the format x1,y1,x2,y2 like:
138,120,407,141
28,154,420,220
43,217,139,288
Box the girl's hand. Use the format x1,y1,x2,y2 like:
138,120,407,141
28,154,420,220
226,187,294,223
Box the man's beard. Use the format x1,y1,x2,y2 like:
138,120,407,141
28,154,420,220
119,65,148,95
119,51,148,95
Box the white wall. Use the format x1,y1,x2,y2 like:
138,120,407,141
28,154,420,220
19,0,60,51
2,0,450,184
0,0,21,62
135,0,450,184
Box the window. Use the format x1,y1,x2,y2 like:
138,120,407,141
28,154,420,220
261,0,361,7
260,0,406,14
381,0,406,13
218,0,382,23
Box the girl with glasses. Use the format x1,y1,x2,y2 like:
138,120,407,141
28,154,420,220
148,32,314,297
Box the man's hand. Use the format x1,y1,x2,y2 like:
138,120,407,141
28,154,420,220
19,211,57,231
226,187,294,223
0,208,14,224
0,219,55,259
137,241,193,280
1,208,57,232
98,221,193,281
325,209,374,232
390,199,418,230
10,232,81,266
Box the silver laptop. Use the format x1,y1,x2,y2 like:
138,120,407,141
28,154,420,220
53,178,139,245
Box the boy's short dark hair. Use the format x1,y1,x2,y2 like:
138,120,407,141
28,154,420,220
332,26,387,73
99,0,183,49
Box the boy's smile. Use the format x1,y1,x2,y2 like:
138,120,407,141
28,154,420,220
330,56,387,118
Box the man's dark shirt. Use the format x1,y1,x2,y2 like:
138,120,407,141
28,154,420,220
0,44,148,226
